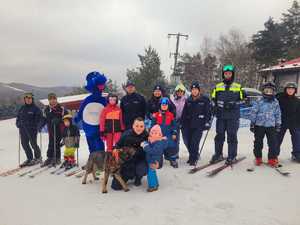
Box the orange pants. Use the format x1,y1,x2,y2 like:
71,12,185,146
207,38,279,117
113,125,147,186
105,132,122,152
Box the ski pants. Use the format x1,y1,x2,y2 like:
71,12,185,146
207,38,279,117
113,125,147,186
105,132,122,152
147,165,159,188
277,127,300,158
20,128,41,160
182,127,203,162
164,137,178,162
253,126,277,160
47,131,61,160
214,118,239,160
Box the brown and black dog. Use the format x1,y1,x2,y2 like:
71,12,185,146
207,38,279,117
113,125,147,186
102,147,137,193
82,151,105,184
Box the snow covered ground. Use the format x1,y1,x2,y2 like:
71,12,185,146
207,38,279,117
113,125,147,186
0,118,300,225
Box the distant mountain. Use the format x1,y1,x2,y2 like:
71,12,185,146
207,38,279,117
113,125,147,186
0,82,77,104
0,82,78,120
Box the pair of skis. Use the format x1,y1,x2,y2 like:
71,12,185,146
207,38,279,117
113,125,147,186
189,157,246,176
247,163,290,176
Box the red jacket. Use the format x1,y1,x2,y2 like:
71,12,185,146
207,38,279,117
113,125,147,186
100,104,125,133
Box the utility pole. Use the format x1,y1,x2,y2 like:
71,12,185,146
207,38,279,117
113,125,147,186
168,32,189,84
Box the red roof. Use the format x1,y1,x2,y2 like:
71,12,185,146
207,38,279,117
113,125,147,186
260,57,300,72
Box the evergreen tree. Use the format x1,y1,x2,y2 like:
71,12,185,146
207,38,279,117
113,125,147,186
126,46,166,98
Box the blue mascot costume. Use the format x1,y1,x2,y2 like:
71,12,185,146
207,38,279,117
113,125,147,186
75,71,107,152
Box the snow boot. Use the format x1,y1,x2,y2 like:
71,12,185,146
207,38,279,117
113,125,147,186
170,160,179,168
255,158,262,166
210,154,224,164
147,187,158,192
134,177,142,186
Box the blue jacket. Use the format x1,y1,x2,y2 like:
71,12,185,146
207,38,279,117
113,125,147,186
143,139,168,164
16,103,43,130
250,97,281,127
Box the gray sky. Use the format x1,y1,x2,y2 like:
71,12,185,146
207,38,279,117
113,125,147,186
0,0,293,87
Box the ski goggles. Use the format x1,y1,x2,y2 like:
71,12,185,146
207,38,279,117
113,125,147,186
223,65,234,72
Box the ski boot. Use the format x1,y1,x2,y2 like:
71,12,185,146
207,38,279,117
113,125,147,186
32,157,43,165
268,158,278,167
170,160,179,168
210,154,224,164
20,159,33,167
41,158,52,167
50,158,61,168
225,158,237,166
255,158,262,166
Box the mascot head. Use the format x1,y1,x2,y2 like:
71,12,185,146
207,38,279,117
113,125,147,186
85,71,107,93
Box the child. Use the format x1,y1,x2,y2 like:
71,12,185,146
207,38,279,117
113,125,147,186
100,93,125,152
249,82,281,167
61,114,80,169
151,97,178,168
141,125,168,192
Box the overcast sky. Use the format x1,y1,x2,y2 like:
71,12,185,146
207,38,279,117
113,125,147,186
0,0,293,87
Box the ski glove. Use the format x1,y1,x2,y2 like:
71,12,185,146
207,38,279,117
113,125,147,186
250,123,255,133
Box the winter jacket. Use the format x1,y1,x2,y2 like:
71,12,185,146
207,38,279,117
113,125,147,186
100,104,125,134
143,139,168,164
211,82,244,119
181,95,212,129
16,103,43,130
120,92,146,129
151,110,177,138
115,129,149,161
276,92,300,128
62,124,80,148
147,96,176,119
250,97,281,127
43,104,66,137
171,95,186,121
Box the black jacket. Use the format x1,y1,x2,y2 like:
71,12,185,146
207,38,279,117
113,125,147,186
120,93,146,129
115,129,148,161
276,92,300,128
16,103,43,130
181,95,212,129
43,104,67,136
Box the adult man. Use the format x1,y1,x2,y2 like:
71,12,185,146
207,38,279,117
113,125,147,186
120,81,146,130
111,117,148,190
210,64,244,165
16,92,43,166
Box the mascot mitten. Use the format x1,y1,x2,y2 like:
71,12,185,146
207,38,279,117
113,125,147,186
75,71,107,152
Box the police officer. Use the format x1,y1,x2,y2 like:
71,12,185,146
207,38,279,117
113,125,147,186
210,64,245,165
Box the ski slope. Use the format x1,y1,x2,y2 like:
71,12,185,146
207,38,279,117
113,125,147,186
0,118,299,225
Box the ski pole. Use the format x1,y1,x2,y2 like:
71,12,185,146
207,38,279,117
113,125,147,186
18,131,21,167
76,148,79,167
53,124,57,168
194,117,214,168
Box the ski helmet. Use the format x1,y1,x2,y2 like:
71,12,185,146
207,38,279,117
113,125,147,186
160,97,170,106
222,64,235,81
23,92,33,99
261,82,276,99
284,82,298,92
48,93,57,100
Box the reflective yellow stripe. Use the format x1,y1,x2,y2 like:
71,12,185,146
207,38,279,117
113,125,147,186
213,82,244,99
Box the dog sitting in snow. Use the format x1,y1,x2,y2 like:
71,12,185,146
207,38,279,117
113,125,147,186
102,147,137,193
